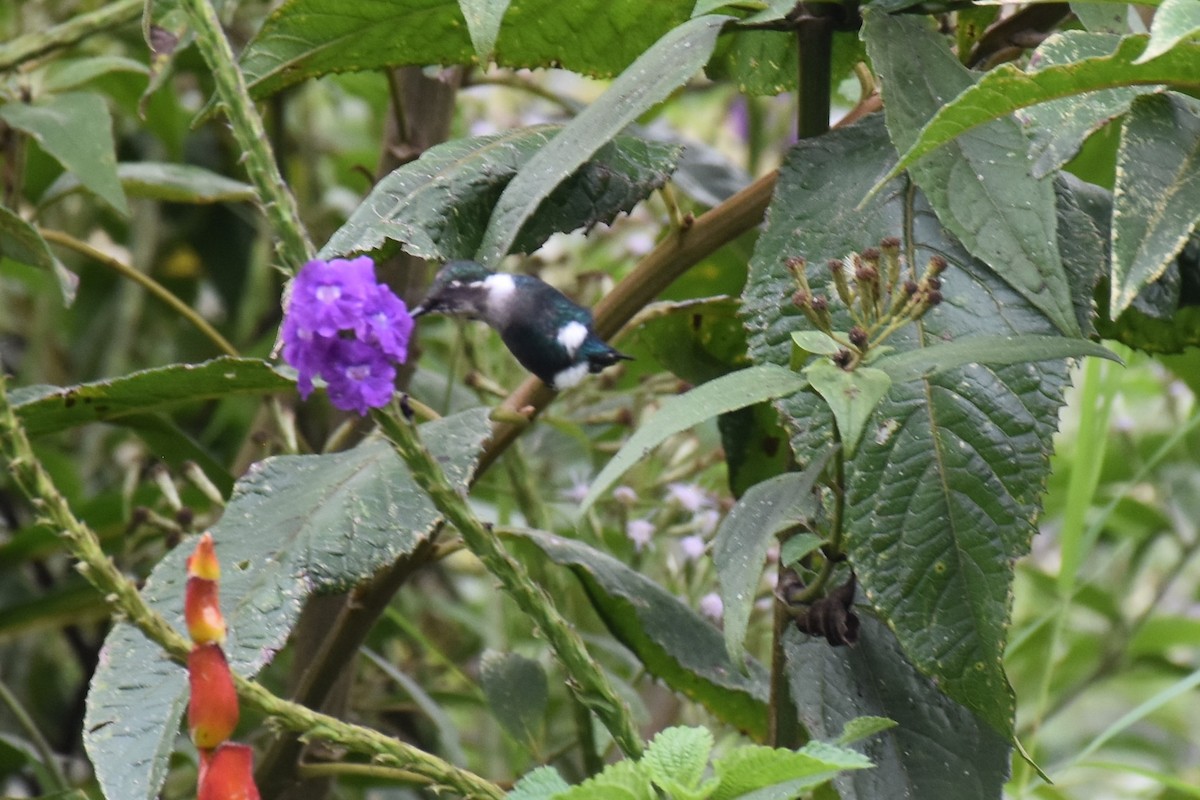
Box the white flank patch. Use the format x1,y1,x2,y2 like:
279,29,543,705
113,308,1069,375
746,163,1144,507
556,320,589,357
553,362,591,390
482,272,516,302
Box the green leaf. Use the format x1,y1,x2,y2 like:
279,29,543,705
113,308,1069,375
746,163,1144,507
779,533,823,567
710,740,871,800
872,334,1121,384
1137,0,1200,62
0,92,127,215
509,529,770,738
791,330,842,356
41,55,149,92
1109,93,1200,317
883,34,1200,178
509,766,572,800
320,128,681,262
1020,32,1161,178
84,409,492,800
631,297,748,385
480,650,549,746
0,204,53,271
558,759,655,800
580,365,809,513
742,115,1079,735
1071,1,1131,33
40,162,256,208
785,619,1011,799
642,726,716,800
804,362,891,457
863,11,1079,337
714,452,831,665
474,13,731,265
9,357,294,436
459,0,510,59
834,716,898,746
240,0,693,99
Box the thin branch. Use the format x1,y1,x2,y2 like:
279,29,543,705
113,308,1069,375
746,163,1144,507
38,228,239,358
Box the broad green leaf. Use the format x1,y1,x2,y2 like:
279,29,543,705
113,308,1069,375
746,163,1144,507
630,297,748,384
710,740,872,800
1137,0,1200,62
40,162,256,207
1020,32,1162,178
480,650,548,746
642,727,716,800
714,452,831,665
864,12,1079,337
240,0,692,99
779,532,823,567
1109,93,1200,317
509,766,571,800
474,14,731,265
872,334,1120,384
321,128,681,262
558,759,655,800
791,330,842,356
835,716,898,746
742,115,1079,735
785,619,1011,799
883,34,1200,177
0,92,127,215
459,0,510,59
0,205,77,304
718,402,793,498
804,361,891,457
9,357,294,436
0,204,53,270
510,529,770,738
580,365,809,513
41,55,148,92
1071,1,1131,33
84,409,492,800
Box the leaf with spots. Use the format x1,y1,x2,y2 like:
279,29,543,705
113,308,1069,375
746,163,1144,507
741,114,1092,735
84,408,491,800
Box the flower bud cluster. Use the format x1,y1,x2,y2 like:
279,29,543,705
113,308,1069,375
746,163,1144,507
281,256,414,415
185,533,260,800
788,240,946,369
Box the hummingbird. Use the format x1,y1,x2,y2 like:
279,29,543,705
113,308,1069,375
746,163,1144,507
411,260,632,390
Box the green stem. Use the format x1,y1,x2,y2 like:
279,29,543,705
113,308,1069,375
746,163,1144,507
374,408,645,758
0,376,503,800
38,228,239,357
177,0,313,272
0,679,68,792
0,0,141,71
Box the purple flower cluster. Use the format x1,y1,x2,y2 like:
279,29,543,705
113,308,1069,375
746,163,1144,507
281,257,413,415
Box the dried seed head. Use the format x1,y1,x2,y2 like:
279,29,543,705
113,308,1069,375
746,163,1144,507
854,265,878,284
927,276,942,291
926,290,943,307
827,258,843,274
833,348,853,369
880,236,901,250
810,295,828,312
928,255,948,276
849,326,869,349
903,280,919,296
861,247,881,263
792,289,810,308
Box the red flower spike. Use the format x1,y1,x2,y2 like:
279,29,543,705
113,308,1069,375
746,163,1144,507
187,532,221,581
198,743,260,800
185,576,226,644
188,643,239,749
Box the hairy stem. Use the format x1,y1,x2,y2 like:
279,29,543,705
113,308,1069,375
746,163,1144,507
177,0,313,271
375,409,645,758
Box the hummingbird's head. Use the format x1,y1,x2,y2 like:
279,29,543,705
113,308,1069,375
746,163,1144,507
411,260,494,319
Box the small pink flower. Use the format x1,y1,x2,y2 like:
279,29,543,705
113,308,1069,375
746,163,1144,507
699,592,723,622
626,519,655,552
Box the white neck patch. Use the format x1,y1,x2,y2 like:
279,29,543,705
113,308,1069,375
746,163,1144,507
553,362,591,390
482,273,516,303
556,320,589,357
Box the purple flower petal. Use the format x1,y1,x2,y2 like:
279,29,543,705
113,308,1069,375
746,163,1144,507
323,338,397,415
355,284,413,362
